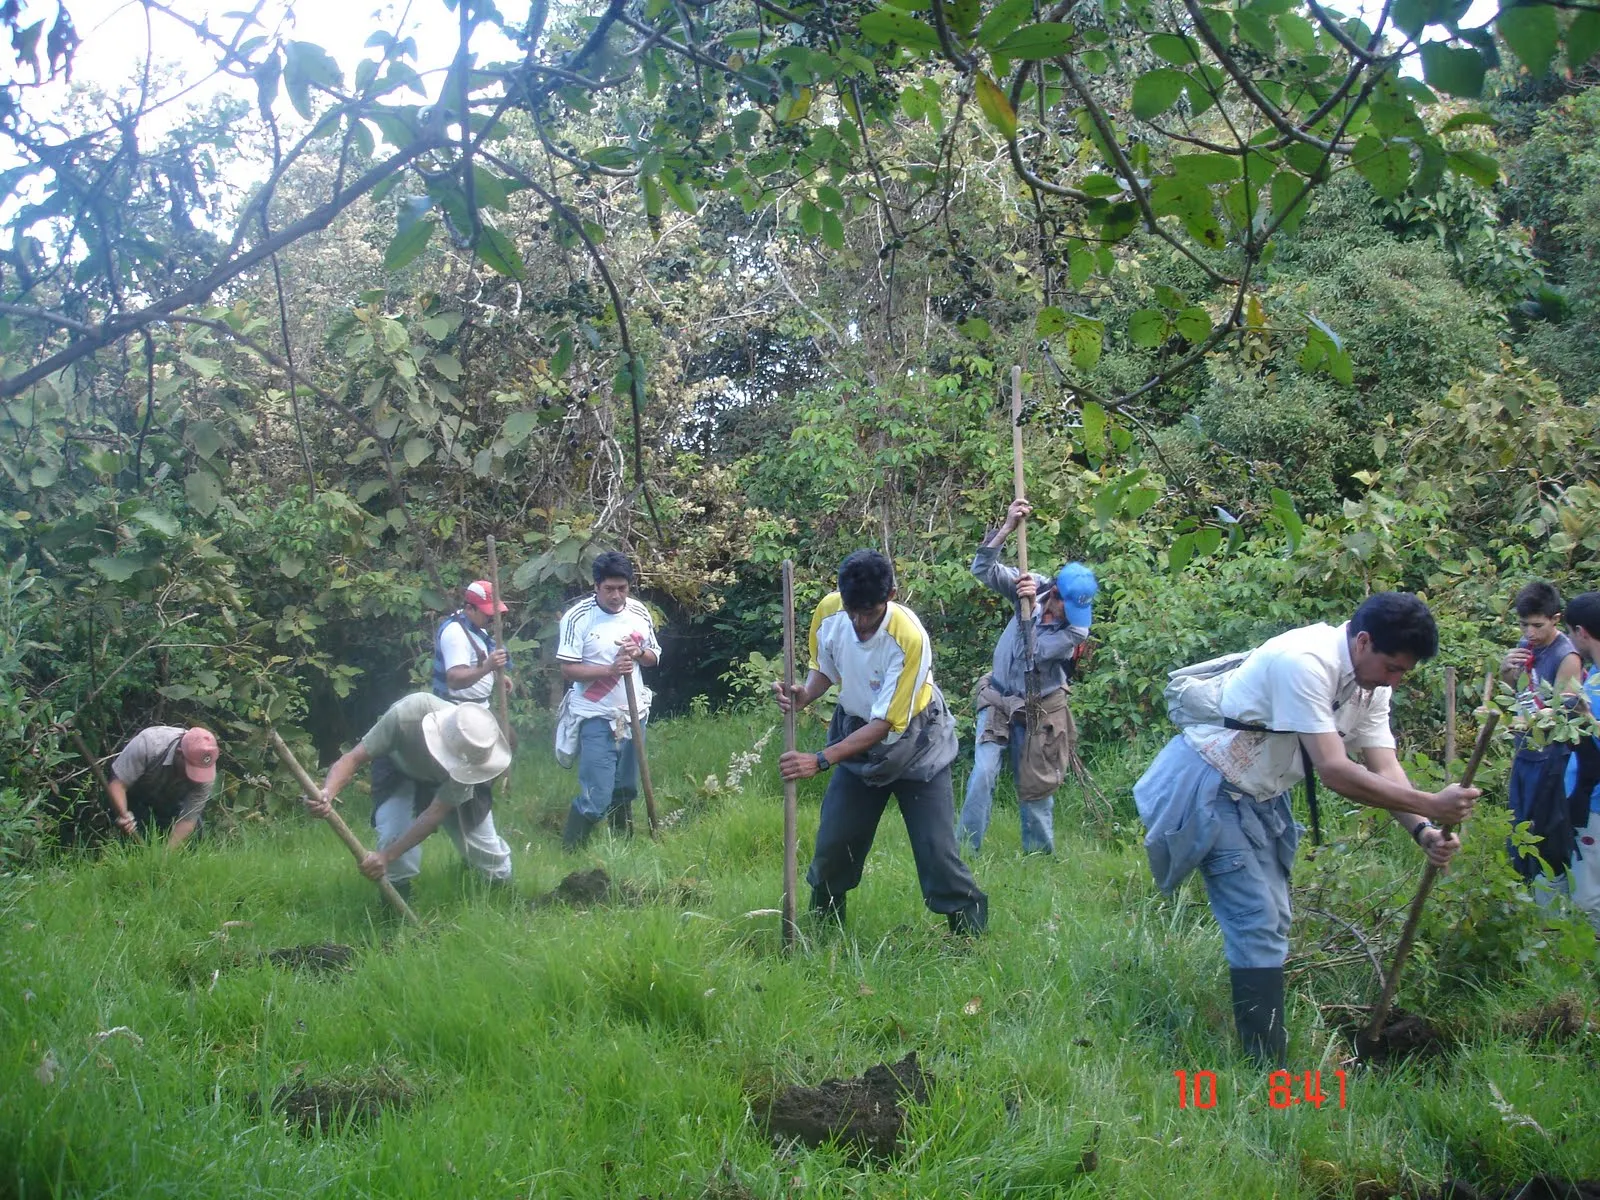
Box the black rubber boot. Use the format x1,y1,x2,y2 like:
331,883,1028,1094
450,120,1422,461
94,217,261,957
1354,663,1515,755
810,886,846,927
562,805,598,852
607,796,635,836
947,895,989,936
1230,966,1288,1068
390,878,412,904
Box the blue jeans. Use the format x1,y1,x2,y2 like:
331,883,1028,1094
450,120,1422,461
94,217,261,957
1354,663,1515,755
573,717,639,821
957,708,1054,854
1197,783,1298,969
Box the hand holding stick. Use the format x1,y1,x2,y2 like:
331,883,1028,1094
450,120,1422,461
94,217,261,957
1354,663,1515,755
1364,672,1496,1046
622,673,661,839
781,559,799,952
268,729,418,924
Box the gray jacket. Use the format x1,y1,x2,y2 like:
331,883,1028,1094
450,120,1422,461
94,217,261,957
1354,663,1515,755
971,542,1088,698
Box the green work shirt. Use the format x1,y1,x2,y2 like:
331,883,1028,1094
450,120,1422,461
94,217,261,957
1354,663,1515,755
360,693,471,807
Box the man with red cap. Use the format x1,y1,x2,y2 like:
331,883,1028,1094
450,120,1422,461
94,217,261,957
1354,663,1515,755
427,579,513,853
102,725,220,849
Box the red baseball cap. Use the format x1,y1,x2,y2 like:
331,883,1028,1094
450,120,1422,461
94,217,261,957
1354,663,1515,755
464,580,507,614
179,727,219,783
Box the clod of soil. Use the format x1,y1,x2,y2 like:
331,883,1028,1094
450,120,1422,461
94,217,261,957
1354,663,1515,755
263,943,356,975
1509,995,1591,1045
1332,1006,1448,1063
754,1051,932,1160
535,867,613,907
249,1067,417,1135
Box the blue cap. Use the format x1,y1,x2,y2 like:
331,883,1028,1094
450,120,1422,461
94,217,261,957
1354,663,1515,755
1054,562,1098,627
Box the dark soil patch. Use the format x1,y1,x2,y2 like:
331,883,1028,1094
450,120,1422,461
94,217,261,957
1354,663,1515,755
1508,994,1592,1045
263,943,356,975
248,1067,417,1135
1329,1005,1449,1063
753,1051,932,1160
1418,1178,1600,1200
534,867,613,907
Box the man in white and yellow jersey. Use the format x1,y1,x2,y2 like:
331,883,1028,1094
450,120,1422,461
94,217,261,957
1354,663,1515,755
774,549,988,934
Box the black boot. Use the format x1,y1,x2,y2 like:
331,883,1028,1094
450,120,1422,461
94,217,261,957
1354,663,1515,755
607,796,635,836
947,895,988,936
390,878,412,904
810,886,846,927
562,805,598,852
1230,967,1288,1068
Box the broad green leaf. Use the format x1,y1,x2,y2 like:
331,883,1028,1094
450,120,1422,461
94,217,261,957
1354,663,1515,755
661,173,698,214
1172,152,1240,183
1569,8,1600,70
403,436,433,468
1081,400,1106,458
1068,248,1095,288
1067,317,1103,371
1147,33,1200,65
1125,487,1160,518
189,420,225,460
384,218,436,270
432,353,462,381
181,353,222,379
974,71,1018,139
1131,68,1188,119
992,21,1076,58
1277,12,1316,53
1235,9,1275,54
1419,41,1487,97
959,317,992,341
1269,171,1310,234
476,225,526,279
821,210,845,250
551,331,574,377
1438,111,1496,133
976,0,1032,47
800,199,823,236
186,469,222,516
1174,306,1211,343
588,145,636,169
1496,1,1558,77
502,411,538,446
1352,133,1412,198
816,185,846,211
130,507,180,537
1392,0,1444,39
1168,531,1196,573
1446,148,1500,186
1128,309,1168,347
89,555,142,582
1036,306,1069,337
858,8,941,52
1078,173,1123,197
1270,487,1304,551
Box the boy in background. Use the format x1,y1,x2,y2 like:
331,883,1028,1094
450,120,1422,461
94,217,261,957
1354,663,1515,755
1500,581,1582,884
1557,591,1600,933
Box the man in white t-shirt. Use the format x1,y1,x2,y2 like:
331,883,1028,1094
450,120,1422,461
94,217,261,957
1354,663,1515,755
555,550,661,849
1133,592,1479,1066
774,549,987,935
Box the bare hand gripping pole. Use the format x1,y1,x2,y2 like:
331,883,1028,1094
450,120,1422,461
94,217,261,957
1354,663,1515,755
268,728,419,924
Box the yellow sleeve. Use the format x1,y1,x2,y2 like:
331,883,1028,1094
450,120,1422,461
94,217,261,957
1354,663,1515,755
809,591,843,673
876,604,934,734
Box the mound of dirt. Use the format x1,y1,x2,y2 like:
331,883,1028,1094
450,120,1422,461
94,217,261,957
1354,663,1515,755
263,944,356,975
534,867,613,907
754,1051,932,1160
1330,1006,1448,1063
1509,995,1591,1045
249,1067,417,1135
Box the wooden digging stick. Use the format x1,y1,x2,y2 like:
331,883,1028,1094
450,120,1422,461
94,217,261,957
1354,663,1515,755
781,559,799,952
267,729,419,924
622,673,661,839
71,729,143,844
485,535,514,791
1364,673,1497,1043
1010,364,1041,729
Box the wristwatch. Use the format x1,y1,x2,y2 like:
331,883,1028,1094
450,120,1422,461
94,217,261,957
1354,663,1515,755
1410,819,1438,844
815,750,831,773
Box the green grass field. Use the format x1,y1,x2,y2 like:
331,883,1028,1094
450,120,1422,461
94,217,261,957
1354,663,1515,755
3,712,1596,1198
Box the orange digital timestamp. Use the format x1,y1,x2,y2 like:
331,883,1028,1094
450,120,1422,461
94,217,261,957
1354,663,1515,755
1171,1069,1348,1109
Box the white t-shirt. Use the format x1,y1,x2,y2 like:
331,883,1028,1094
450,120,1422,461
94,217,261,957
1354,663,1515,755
556,595,662,719
808,592,935,744
438,616,495,704
1183,621,1395,798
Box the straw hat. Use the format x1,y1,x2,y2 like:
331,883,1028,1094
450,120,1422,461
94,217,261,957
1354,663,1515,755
421,703,511,785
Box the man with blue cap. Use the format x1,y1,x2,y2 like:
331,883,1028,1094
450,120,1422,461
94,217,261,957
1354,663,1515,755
958,498,1097,856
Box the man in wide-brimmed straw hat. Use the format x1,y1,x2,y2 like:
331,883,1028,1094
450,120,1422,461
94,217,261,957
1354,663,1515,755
305,693,513,899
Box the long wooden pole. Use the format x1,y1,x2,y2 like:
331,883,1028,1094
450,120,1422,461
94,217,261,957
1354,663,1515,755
484,536,513,793
1444,665,1457,783
268,729,419,924
1364,672,1496,1044
622,674,661,840
781,559,799,952
1010,365,1040,727
72,729,143,844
